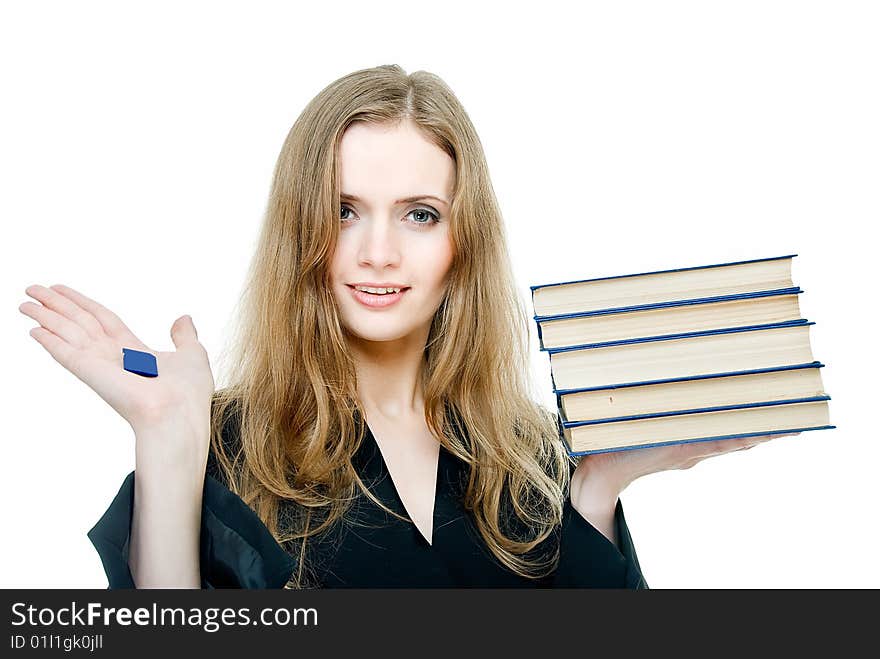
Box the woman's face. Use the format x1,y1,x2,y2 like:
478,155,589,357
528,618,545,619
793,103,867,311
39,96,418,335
330,119,456,345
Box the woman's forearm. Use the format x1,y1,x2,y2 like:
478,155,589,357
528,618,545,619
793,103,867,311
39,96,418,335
129,421,210,588
570,490,619,549
570,460,623,550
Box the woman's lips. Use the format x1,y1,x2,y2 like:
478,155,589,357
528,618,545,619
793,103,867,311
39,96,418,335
347,285,409,308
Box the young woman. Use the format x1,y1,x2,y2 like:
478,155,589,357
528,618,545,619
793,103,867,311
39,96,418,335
21,64,796,588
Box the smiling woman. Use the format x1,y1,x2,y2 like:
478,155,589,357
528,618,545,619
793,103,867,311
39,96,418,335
64,63,651,589
332,120,455,346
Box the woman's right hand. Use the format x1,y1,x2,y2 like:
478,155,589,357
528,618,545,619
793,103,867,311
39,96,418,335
19,284,215,436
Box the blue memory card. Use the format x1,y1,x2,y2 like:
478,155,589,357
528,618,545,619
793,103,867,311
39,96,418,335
122,348,158,377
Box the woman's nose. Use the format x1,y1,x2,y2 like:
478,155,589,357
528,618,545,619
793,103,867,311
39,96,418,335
357,215,401,268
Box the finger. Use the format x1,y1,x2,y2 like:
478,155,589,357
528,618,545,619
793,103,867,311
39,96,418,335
706,437,753,452
170,315,201,351
24,284,106,342
746,432,800,443
685,437,761,459
47,284,148,350
716,438,761,454
28,325,80,373
699,433,800,458
729,435,791,453
19,298,91,347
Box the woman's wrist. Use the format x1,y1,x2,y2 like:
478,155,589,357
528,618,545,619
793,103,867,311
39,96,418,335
570,458,627,510
134,419,210,486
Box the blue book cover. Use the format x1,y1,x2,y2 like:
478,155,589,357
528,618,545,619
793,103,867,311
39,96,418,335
533,286,802,322
534,287,803,349
546,320,816,393
530,253,797,293
544,319,812,355
555,397,836,456
560,395,831,427
559,424,837,457
553,361,826,398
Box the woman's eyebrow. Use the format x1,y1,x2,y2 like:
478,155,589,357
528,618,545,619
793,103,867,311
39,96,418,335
340,192,449,206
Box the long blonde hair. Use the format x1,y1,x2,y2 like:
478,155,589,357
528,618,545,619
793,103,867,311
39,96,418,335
209,64,572,588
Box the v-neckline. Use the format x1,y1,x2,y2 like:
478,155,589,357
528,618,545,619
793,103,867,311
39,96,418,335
364,423,443,548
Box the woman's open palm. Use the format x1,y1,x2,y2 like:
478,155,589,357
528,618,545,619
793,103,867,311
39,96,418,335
576,431,802,497
19,284,215,432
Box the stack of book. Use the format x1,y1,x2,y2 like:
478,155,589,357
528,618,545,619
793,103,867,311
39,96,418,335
530,255,835,455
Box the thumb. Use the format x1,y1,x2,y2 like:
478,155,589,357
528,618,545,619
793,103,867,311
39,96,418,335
170,314,199,349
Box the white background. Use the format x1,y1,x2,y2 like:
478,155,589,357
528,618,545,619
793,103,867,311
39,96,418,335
2,1,877,588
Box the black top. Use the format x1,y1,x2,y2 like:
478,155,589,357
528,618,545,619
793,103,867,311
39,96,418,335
87,417,648,589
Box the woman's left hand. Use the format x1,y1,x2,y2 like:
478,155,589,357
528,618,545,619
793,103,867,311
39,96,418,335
570,431,802,509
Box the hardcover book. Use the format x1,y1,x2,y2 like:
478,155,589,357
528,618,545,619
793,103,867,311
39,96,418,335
531,255,835,455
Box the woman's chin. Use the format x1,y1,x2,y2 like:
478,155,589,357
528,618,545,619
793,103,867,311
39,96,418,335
346,327,410,343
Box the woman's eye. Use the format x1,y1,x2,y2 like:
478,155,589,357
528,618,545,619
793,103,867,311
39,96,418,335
406,207,440,226
339,204,440,226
